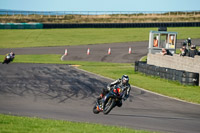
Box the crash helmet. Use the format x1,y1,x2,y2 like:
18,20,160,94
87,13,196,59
122,75,129,84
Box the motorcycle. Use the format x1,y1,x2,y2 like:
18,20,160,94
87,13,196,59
2,54,14,64
93,85,125,115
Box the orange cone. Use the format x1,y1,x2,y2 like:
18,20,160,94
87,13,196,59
108,48,111,55
87,48,90,55
128,47,131,54
65,49,68,55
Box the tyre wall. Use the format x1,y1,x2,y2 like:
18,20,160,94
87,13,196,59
43,22,200,28
135,61,199,86
146,54,200,86
1,22,200,29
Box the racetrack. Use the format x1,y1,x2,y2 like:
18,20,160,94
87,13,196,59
0,41,200,133
0,41,149,63
1,39,200,63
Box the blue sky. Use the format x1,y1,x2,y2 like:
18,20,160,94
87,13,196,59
0,0,200,11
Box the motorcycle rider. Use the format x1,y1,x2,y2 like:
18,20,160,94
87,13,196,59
97,75,131,110
9,52,15,61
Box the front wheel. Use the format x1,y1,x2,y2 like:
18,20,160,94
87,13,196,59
103,97,115,115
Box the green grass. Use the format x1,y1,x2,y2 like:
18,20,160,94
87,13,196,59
0,114,154,133
1,54,200,104
140,56,147,62
1,27,200,48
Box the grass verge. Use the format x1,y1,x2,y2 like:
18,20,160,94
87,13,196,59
0,114,154,133
1,27,200,48
1,54,200,104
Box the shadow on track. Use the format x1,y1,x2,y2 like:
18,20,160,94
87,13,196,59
0,63,108,103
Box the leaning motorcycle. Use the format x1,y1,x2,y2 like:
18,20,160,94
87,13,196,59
93,85,125,115
2,54,15,64
2,55,11,64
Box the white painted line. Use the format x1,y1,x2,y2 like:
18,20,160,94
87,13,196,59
61,55,65,61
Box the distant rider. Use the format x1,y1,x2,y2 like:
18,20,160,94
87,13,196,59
2,52,15,64
97,75,131,108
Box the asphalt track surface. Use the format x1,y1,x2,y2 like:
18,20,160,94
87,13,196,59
0,41,149,63
0,40,200,133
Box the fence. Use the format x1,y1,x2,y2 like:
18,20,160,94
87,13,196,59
0,23,43,29
1,10,200,17
1,10,200,23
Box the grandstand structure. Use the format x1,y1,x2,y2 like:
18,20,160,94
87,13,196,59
0,10,200,23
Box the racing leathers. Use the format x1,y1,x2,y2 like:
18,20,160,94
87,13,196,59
98,78,131,108
106,78,131,100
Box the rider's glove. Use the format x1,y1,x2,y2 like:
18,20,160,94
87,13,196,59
107,86,111,91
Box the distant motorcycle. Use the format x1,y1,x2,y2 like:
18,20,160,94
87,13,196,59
93,85,125,115
2,54,14,64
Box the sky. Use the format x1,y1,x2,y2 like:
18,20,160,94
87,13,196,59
0,0,200,12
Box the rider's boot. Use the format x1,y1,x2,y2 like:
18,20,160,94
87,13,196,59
96,94,104,111
116,100,122,107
